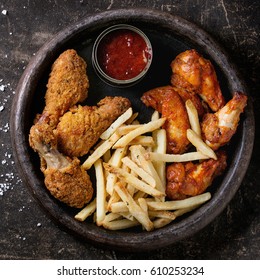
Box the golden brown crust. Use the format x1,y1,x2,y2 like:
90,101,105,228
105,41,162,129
44,158,93,208
43,49,89,128
56,96,131,157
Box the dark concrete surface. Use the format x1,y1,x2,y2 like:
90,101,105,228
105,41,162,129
0,0,259,259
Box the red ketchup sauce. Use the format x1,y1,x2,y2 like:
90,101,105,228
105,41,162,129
97,29,151,80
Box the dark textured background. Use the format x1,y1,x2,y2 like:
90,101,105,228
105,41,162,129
0,0,259,259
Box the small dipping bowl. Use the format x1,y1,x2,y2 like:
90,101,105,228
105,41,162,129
92,24,153,86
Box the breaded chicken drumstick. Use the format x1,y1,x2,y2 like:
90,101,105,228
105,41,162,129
56,96,131,157
37,49,89,128
29,49,93,208
30,123,93,208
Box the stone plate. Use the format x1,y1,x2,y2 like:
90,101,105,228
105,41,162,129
10,9,255,252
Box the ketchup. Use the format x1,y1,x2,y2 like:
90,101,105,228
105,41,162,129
97,29,151,80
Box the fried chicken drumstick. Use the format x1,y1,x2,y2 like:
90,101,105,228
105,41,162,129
30,123,93,208
29,49,93,208
56,96,131,157
38,49,89,128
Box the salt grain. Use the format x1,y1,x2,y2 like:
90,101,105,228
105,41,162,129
1,10,7,15
0,84,7,91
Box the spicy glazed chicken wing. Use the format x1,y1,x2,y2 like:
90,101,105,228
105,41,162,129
171,49,225,112
141,86,190,154
201,92,247,150
56,96,131,157
39,49,89,128
29,122,93,208
166,151,227,200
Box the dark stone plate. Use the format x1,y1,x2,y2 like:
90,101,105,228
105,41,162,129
10,9,255,252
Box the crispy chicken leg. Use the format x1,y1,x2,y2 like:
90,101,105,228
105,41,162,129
39,49,89,128
29,49,93,208
56,96,131,157
29,123,93,208
201,92,247,150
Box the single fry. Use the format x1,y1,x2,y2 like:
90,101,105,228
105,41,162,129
187,129,217,160
107,189,121,211
173,205,200,217
128,136,155,147
102,212,122,223
153,218,172,229
148,210,176,220
151,110,160,121
74,199,97,222
117,124,142,135
100,107,133,140
106,146,127,195
152,129,167,195
114,183,154,231
186,99,201,137
121,156,156,188
110,201,128,213
145,151,209,162
94,159,106,226
138,197,148,212
147,192,211,211
125,112,139,124
113,118,166,149
102,219,140,230
103,163,165,198
82,132,121,170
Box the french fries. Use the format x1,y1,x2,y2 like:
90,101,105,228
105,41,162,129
75,104,215,231
104,163,165,198
94,159,107,226
82,132,121,170
185,99,201,137
145,151,210,162
187,129,217,160
113,118,166,149
100,107,133,140
74,198,97,222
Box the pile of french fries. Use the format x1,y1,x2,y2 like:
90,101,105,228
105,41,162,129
75,100,216,231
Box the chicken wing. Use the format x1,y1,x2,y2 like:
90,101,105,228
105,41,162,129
56,96,131,157
171,49,225,112
201,92,247,150
141,86,190,154
39,49,89,128
29,122,93,208
166,151,227,200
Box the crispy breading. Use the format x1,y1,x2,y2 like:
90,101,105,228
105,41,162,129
56,96,131,157
29,123,93,208
29,49,93,208
44,157,93,208
42,49,89,128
